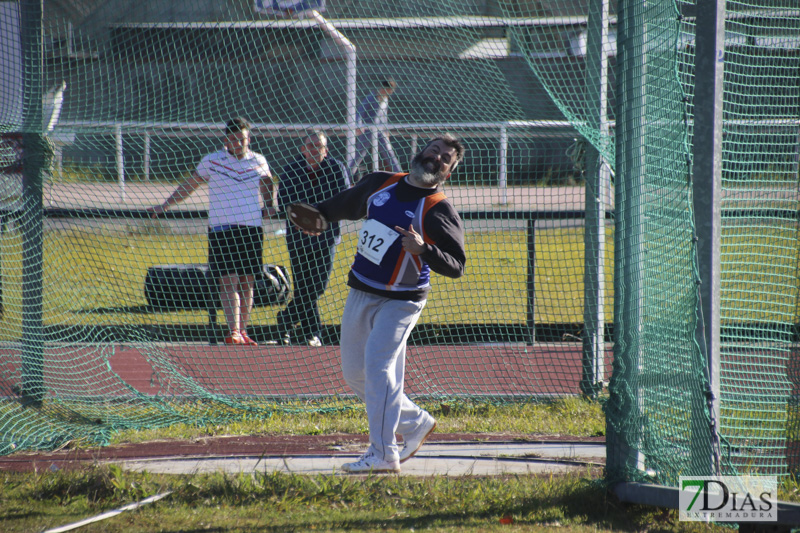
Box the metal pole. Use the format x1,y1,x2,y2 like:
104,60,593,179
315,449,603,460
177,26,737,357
115,124,125,202
581,0,610,397
606,0,646,477
310,11,356,180
499,124,508,205
526,218,536,344
20,0,45,406
143,130,150,181
691,0,724,477
345,42,356,178
371,125,379,171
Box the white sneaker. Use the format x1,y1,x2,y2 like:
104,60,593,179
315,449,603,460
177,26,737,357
341,451,400,474
399,415,437,463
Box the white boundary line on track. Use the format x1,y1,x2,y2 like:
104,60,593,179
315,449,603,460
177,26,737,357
42,491,173,533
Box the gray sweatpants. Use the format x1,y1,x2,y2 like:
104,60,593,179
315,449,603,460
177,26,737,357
340,288,429,462
348,130,403,178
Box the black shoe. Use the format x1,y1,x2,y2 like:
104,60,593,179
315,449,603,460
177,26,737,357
263,333,291,346
288,335,322,346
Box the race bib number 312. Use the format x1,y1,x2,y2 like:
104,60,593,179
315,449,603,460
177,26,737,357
358,219,400,265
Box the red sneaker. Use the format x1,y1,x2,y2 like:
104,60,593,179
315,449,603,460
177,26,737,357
224,331,245,345
239,330,258,346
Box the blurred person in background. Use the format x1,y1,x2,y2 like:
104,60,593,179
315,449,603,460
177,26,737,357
148,117,276,346
348,78,402,180
276,130,349,346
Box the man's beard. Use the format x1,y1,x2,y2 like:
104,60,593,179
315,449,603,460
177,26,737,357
409,152,447,186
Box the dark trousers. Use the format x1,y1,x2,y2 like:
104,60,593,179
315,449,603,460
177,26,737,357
277,238,336,341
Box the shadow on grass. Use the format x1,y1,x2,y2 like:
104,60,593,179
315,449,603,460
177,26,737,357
241,486,671,533
72,304,208,315
72,305,178,314
167,474,678,533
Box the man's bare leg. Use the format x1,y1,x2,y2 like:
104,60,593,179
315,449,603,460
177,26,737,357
219,274,241,338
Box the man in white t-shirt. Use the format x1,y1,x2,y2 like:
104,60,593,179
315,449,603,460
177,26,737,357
148,117,276,345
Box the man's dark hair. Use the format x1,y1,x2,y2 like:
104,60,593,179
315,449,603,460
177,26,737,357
304,129,328,147
381,78,397,90
225,117,251,136
428,134,465,166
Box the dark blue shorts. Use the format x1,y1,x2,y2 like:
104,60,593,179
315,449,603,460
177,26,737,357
208,225,263,277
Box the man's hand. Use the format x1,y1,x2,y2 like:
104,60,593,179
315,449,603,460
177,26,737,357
395,225,425,255
262,206,279,219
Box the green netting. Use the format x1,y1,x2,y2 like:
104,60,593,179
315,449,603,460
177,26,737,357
1,0,592,456
715,4,798,481
604,0,800,486
1,0,799,490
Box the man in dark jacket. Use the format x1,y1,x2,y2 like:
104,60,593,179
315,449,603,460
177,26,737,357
276,131,349,345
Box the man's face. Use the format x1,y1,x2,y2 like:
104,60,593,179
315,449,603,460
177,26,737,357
378,85,395,100
225,129,250,160
409,140,459,186
301,137,328,167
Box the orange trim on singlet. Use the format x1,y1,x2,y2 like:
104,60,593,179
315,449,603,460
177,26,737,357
367,173,407,220
387,252,406,287
378,172,407,191
380,173,447,246
387,250,423,287
421,192,447,244
379,173,447,288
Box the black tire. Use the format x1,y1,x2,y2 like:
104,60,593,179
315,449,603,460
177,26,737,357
145,264,290,310
144,264,212,311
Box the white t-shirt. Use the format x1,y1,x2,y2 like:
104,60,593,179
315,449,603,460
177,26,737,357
196,149,272,228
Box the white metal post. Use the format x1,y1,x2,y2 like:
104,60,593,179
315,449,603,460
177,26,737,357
345,49,356,175
371,125,379,171
499,123,508,205
310,10,356,177
143,130,150,181
115,124,125,202
582,0,610,396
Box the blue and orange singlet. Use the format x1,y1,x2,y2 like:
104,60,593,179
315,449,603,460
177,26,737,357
350,174,446,292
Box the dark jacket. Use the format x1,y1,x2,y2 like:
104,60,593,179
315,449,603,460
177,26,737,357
278,155,348,247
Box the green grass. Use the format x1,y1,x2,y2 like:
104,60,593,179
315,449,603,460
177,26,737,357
0,224,608,338
1,220,796,339
3,398,799,532
5,458,800,532
6,397,793,533
0,465,736,533
105,398,606,445
0,398,605,449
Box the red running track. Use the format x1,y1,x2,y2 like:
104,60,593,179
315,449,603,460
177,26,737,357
0,343,613,399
